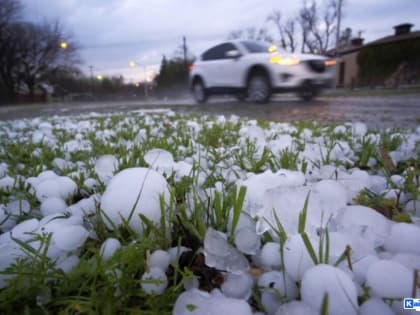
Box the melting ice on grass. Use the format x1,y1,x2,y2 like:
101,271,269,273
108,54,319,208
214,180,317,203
100,167,171,236
203,228,248,273
173,289,253,315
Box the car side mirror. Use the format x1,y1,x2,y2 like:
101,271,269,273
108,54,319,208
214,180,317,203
225,50,241,59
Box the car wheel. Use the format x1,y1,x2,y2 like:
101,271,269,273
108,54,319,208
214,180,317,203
247,74,271,103
192,80,207,104
298,82,318,101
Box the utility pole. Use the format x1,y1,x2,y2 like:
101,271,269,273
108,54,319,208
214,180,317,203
335,0,343,56
182,36,187,68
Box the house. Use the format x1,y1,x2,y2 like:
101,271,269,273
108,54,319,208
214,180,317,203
16,83,54,103
331,23,420,87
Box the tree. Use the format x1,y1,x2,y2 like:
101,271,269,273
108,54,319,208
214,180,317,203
298,0,338,54
0,0,80,102
0,0,21,28
228,27,273,43
267,10,297,52
17,20,80,97
338,27,352,47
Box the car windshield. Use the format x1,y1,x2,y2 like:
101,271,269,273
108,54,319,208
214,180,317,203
241,41,269,53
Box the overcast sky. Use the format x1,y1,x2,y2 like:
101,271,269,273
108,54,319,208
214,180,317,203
22,0,420,82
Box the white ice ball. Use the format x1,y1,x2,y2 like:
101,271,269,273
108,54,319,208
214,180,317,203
100,168,171,235
141,267,168,295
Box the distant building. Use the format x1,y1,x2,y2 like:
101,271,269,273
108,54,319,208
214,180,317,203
330,23,420,87
16,83,54,103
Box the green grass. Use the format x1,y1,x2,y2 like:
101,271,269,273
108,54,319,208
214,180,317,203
0,111,418,313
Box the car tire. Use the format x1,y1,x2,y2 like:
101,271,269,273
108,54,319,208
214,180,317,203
192,80,207,104
298,81,318,102
247,74,271,104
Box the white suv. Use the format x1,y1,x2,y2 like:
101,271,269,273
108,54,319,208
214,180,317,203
189,40,336,103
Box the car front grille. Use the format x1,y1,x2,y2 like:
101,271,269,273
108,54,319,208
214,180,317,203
306,60,326,73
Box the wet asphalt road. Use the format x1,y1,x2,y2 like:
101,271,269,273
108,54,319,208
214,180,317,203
0,94,419,130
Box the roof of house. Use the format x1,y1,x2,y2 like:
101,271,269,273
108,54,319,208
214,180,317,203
330,28,420,56
366,30,420,47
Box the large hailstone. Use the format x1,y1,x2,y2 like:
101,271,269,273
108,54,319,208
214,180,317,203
301,264,358,315
283,234,319,282
94,155,119,184
275,301,317,315
100,168,171,235
100,238,121,261
144,148,175,171
141,267,168,295
359,298,395,315
221,272,253,300
173,289,253,315
385,223,420,255
365,260,413,298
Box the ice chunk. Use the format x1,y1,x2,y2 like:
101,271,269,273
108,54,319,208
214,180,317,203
256,186,328,237
221,272,253,300
234,227,260,255
301,264,358,315
40,197,67,216
259,242,281,269
238,170,305,215
0,162,8,177
141,267,167,295
366,260,413,298
150,249,171,271
56,255,79,273
52,225,89,251
283,234,318,281
100,238,121,261
100,168,171,235
173,289,253,315
34,176,77,202
0,204,17,231
167,246,191,263
144,148,175,171
334,205,392,247
204,228,249,273
312,179,348,215
352,254,379,285
359,298,395,315
352,122,367,137
94,155,118,184
6,199,30,215
385,223,420,255
11,218,39,241
268,134,293,155
275,301,317,315
258,270,298,301
391,253,420,271
84,178,99,190
0,176,14,191
204,228,230,257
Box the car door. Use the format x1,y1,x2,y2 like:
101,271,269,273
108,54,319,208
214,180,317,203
200,44,224,88
217,43,245,87
201,43,238,87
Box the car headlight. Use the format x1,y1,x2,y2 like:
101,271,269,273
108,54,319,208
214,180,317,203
324,59,337,66
270,55,300,66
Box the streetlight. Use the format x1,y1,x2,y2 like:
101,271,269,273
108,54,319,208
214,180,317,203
60,41,68,49
129,60,148,98
96,75,103,81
